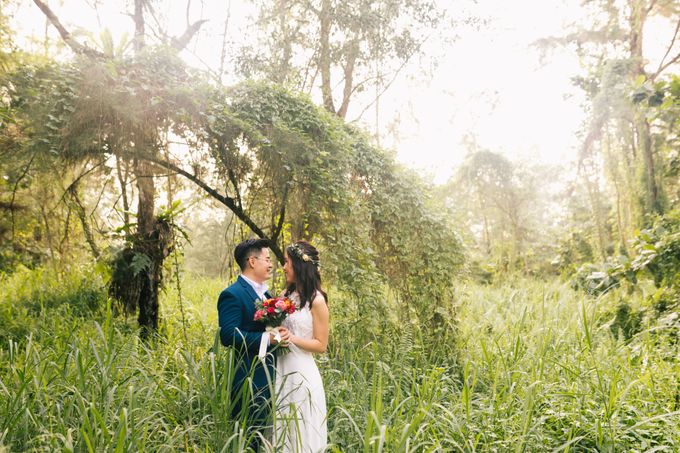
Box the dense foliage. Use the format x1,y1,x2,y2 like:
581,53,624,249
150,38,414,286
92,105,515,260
1,50,464,331
1,268,677,451
1,1,678,451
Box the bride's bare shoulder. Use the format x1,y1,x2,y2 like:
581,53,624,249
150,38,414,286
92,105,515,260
312,292,327,307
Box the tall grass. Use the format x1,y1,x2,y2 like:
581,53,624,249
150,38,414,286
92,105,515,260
0,268,677,451
326,281,678,452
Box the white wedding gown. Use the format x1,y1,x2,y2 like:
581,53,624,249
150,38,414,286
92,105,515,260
274,291,327,453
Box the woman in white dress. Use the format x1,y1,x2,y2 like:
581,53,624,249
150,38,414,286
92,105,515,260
275,241,329,453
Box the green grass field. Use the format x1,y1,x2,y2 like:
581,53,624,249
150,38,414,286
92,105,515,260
1,267,678,452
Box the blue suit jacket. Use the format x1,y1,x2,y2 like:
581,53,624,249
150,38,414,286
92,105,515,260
217,276,274,419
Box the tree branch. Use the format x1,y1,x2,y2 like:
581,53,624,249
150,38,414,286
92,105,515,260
646,0,658,15
142,156,285,263
656,51,680,78
337,40,359,119
68,182,101,259
319,0,335,114
56,159,108,210
116,156,131,226
218,0,232,83
272,184,288,242
227,168,243,208
133,0,145,52
138,3,168,44
302,0,320,16
653,18,680,79
349,12,445,123
9,151,37,242
32,0,103,58
171,19,208,51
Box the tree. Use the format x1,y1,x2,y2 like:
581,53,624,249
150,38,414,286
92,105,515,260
442,146,559,273
0,1,63,272
568,1,679,213
536,0,680,266
236,0,445,121
153,81,465,324
29,0,207,337
8,1,465,335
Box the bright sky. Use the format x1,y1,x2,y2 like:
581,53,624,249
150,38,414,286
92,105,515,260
9,1,675,184
376,1,587,182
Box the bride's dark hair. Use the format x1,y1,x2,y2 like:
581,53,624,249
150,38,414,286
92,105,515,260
285,241,327,309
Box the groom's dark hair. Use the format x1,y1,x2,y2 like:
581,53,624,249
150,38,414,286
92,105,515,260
234,238,271,271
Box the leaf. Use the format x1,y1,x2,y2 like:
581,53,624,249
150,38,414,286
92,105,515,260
130,253,151,276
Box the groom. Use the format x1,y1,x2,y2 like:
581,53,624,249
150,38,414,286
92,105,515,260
217,238,289,447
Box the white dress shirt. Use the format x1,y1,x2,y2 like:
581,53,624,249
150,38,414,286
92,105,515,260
240,274,272,356
240,273,269,300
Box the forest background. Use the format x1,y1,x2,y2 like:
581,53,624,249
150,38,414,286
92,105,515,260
0,0,679,451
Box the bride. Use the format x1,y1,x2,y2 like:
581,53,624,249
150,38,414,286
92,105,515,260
274,241,329,452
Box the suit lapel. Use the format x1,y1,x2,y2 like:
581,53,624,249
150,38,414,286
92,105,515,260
237,275,261,306
264,290,272,299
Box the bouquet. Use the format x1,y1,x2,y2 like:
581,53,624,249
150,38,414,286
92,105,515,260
254,296,297,346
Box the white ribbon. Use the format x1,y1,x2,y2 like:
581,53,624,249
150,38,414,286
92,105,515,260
258,326,281,359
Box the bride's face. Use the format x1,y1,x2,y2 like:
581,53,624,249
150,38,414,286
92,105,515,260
283,252,296,284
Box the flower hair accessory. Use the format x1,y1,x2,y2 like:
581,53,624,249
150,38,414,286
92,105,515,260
289,243,320,268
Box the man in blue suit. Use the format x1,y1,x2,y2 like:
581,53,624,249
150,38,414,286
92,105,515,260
217,238,289,449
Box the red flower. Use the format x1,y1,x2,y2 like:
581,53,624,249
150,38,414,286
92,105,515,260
253,296,297,325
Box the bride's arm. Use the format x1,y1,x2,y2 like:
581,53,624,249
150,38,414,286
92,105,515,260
290,294,329,353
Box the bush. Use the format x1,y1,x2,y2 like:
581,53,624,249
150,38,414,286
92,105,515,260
570,261,623,295
0,265,107,345
571,210,680,305
629,211,680,288
608,301,643,341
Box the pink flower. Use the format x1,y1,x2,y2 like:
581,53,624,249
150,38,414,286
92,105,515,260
254,310,265,321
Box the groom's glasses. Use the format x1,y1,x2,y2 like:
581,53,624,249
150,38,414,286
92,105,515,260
253,256,272,264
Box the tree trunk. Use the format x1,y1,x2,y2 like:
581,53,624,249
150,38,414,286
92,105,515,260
131,0,164,339
630,0,661,215
581,161,609,261
478,191,491,255
133,0,145,53
604,128,630,254
164,146,176,207
40,201,55,261
116,156,130,227
337,40,359,119
319,0,335,114
146,155,287,264
34,0,207,338
637,115,661,215
68,183,101,259
622,121,638,239
591,190,608,260
276,0,292,84
133,157,161,338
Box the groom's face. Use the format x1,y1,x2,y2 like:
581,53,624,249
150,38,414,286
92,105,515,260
248,247,273,283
